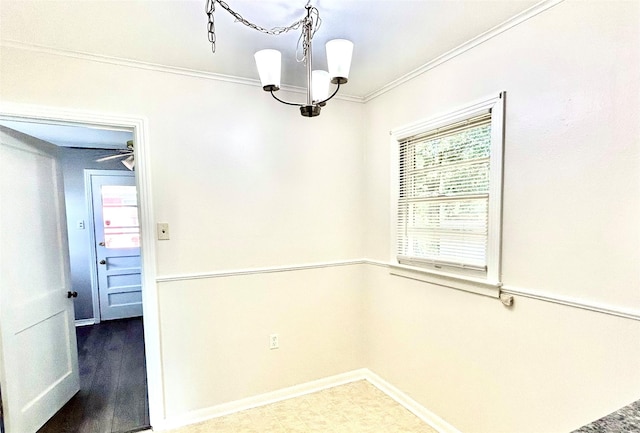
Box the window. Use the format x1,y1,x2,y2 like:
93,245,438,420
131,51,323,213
101,185,140,249
390,93,505,296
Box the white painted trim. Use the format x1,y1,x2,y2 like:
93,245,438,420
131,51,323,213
156,257,640,322
0,0,561,106
486,92,506,284
362,260,640,322
362,259,500,298
153,368,461,433
84,169,137,323
0,40,363,105
0,102,164,428
155,259,366,283
74,319,96,327
84,170,104,325
362,258,389,268
363,0,565,102
389,264,500,299
130,112,164,426
153,369,369,431
388,93,505,297
389,93,501,140
365,370,463,433
500,285,640,322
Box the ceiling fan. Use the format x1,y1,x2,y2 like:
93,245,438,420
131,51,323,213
96,140,135,170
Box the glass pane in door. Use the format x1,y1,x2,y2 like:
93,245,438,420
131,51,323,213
101,185,140,249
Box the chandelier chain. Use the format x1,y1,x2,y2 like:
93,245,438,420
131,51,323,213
206,0,321,59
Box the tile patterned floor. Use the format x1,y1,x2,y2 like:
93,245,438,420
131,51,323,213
166,380,438,433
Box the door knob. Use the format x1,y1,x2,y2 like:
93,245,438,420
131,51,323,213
67,291,78,298
99,241,105,246
99,259,106,265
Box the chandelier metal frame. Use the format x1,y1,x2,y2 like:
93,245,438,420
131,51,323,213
206,0,353,117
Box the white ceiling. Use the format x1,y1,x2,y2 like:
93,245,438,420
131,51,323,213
1,0,539,98
0,120,133,149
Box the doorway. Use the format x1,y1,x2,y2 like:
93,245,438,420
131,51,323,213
0,105,161,433
42,161,148,432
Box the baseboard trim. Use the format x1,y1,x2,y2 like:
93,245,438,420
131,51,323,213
153,369,369,431
365,370,463,433
153,368,461,433
74,318,96,327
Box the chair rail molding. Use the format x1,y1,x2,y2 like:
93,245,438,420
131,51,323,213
362,259,640,321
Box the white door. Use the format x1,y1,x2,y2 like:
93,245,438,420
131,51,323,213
0,127,80,433
89,172,142,321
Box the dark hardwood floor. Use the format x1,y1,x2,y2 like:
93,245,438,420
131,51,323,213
38,317,150,433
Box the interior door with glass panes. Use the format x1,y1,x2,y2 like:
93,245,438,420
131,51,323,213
90,171,142,320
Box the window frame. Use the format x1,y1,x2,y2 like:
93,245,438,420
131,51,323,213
389,92,506,297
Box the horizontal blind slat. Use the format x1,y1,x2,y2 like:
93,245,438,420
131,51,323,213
397,111,492,269
399,112,491,145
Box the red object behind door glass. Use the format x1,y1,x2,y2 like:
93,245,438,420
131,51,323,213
101,185,140,249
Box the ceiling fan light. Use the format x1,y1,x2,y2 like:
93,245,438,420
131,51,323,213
122,155,135,171
311,70,330,103
326,39,353,84
254,49,281,91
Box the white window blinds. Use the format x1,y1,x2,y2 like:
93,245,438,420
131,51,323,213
397,112,492,271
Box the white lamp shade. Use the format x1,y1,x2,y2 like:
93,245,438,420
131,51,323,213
254,49,281,89
312,70,330,102
326,39,353,83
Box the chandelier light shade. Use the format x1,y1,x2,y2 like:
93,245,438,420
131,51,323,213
326,39,354,84
311,70,330,103
254,31,354,117
205,0,353,118
254,49,281,91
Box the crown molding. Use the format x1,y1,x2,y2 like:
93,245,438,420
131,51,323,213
0,39,256,85
362,0,564,102
0,40,364,104
2,0,561,106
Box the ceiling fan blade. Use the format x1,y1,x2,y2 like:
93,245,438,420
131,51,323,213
96,153,131,162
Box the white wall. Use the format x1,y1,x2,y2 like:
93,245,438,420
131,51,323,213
158,265,364,419
362,1,640,432
0,46,366,423
2,1,640,432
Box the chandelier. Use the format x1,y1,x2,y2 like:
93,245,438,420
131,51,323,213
206,0,354,117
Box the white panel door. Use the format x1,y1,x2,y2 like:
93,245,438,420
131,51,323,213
90,172,142,320
0,128,80,433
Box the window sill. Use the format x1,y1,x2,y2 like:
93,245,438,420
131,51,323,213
389,263,501,298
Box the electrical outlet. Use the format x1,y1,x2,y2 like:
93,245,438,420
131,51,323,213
269,334,279,350
157,222,170,240
77,220,85,230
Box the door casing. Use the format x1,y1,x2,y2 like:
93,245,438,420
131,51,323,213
0,102,163,428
